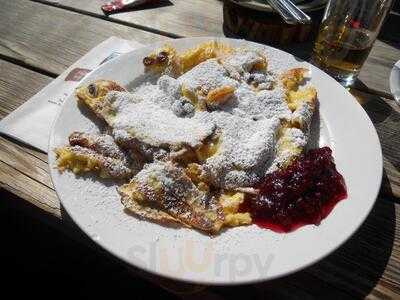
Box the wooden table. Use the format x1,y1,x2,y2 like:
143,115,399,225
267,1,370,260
1,1,400,298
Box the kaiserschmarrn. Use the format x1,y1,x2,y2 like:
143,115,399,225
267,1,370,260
55,41,317,234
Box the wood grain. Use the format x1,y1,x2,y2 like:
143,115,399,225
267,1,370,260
39,0,224,37
358,40,400,97
0,0,170,76
0,61,59,217
0,60,50,166
0,160,59,217
0,135,59,218
0,61,52,119
31,0,400,96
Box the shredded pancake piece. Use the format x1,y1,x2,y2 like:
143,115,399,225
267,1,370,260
55,145,132,179
118,161,224,233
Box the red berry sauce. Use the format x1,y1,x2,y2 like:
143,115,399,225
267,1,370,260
243,147,347,233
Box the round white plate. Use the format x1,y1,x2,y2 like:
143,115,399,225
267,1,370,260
49,37,382,285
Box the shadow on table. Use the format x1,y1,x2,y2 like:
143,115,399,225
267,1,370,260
351,89,400,200
380,40,400,51
0,189,179,299
59,204,209,295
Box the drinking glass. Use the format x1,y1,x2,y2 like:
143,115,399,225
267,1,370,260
311,0,393,87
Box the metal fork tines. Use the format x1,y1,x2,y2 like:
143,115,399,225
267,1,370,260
266,0,312,25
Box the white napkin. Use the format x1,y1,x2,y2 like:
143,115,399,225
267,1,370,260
0,37,143,152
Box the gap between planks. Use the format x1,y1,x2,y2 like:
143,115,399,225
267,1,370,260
0,53,57,79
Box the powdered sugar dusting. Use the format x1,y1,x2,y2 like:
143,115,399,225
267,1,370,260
97,47,313,189
112,101,215,148
69,132,127,161
224,83,291,121
178,59,238,93
195,111,280,188
222,49,265,74
268,128,308,173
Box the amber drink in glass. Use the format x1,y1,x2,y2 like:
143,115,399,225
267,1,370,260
311,0,393,87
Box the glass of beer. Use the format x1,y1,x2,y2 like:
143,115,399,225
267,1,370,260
311,0,393,87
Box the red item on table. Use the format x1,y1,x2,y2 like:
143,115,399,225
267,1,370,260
101,0,155,14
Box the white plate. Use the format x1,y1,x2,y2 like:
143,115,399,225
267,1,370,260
390,60,400,105
49,37,382,285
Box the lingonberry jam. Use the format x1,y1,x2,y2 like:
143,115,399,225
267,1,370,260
244,147,347,233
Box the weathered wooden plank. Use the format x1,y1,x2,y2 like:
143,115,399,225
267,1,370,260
358,40,400,97
33,0,400,96
39,0,223,37
0,0,169,76
0,60,51,165
0,160,59,217
0,60,59,217
0,60,52,119
0,136,52,188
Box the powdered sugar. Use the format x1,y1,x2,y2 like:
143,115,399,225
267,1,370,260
104,47,313,188
104,80,215,149
196,111,280,188
292,102,314,134
69,132,128,162
223,83,291,121
268,127,307,173
65,45,315,191
178,59,238,93
222,49,265,73
132,161,222,231
157,75,181,99
65,145,132,178
286,127,307,147
112,100,215,148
